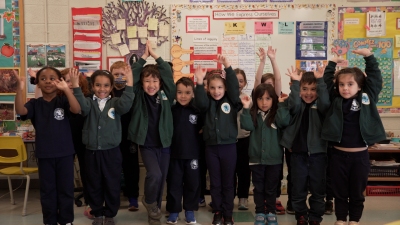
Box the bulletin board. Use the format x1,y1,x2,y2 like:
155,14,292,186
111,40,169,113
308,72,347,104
338,6,400,110
171,4,336,95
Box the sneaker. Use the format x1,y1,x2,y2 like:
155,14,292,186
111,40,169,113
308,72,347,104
334,221,346,225
238,198,249,210
84,206,95,219
92,217,103,225
212,211,223,225
223,215,234,225
308,221,321,225
286,201,295,214
275,200,286,215
297,216,308,225
199,198,206,207
104,217,115,225
128,197,139,211
266,213,278,225
148,215,161,225
141,196,162,220
254,213,266,225
324,200,333,215
167,212,179,224
349,222,360,225
185,211,196,224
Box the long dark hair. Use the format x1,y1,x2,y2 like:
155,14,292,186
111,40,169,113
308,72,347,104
250,83,278,128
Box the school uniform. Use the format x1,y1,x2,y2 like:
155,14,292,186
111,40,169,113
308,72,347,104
128,57,175,208
321,55,386,222
193,66,242,217
280,78,331,223
240,103,290,214
73,86,134,218
22,96,75,225
166,101,202,213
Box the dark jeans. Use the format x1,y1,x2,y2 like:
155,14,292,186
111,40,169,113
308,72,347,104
38,155,74,225
250,164,282,214
166,159,200,212
330,148,370,222
234,137,251,198
326,147,333,201
206,144,237,217
140,146,170,209
120,140,140,199
85,148,122,218
291,152,327,222
285,149,292,203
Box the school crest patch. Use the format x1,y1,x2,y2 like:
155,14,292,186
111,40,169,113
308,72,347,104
311,102,317,109
190,159,198,170
350,99,361,111
160,90,168,100
54,108,64,120
362,93,370,105
189,114,197,124
108,108,115,119
221,102,231,114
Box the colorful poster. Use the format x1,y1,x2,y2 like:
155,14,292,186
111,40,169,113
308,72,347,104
296,21,327,60
254,21,273,34
0,0,21,67
224,22,246,35
366,11,386,37
278,21,294,34
347,38,393,106
46,45,66,67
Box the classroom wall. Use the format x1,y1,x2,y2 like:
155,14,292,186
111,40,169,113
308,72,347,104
23,0,400,136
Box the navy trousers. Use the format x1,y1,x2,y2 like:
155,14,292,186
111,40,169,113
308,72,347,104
38,155,74,225
206,144,237,217
120,140,140,199
85,147,122,218
234,137,251,199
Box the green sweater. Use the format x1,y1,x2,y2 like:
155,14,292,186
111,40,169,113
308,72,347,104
127,57,175,147
194,66,242,145
73,86,135,150
240,103,290,165
280,78,330,153
321,55,386,145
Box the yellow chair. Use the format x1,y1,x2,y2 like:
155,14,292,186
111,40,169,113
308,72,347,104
0,136,38,216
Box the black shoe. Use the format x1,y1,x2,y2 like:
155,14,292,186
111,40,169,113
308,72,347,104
223,216,234,225
325,200,333,215
212,211,223,225
297,216,308,225
286,201,295,215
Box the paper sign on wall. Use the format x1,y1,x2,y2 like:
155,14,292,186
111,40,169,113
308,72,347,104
117,19,126,30
111,33,121,44
159,25,169,37
127,26,137,38
148,37,157,48
118,44,130,56
366,11,386,37
129,39,138,50
148,18,158,31
224,22,246,35
138,27,148,38
395,35,400,48
255,21,273,34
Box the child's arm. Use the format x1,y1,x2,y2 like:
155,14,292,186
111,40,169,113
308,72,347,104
267,46,282,96
28,68,43,98
324,55,343,98
15,73,28,116
149,41,176,104
239,95,255,131
314,64,331,114
115,66,135,114
193,65,209,111
353,48,381,103
276,95,291,129
71,69,91,116
285,66,302,115
132,42,150,91
54,68,81,114
254,47,266,89
214,54,241,106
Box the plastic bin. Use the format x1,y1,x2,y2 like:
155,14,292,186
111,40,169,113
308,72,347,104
368,166,400,177
366,186,400,196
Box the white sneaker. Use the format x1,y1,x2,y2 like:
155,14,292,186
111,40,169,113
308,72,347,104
334,221,346,225
349,222,360,225
238,198,248,210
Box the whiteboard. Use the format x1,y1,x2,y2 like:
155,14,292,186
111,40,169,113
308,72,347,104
171,4,336,95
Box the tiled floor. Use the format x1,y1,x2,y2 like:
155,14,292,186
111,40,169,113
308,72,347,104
0,188,399,225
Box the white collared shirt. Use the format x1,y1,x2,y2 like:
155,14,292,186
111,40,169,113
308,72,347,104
93,95,111,112
257,109,269,121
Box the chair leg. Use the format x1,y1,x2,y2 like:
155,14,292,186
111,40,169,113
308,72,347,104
7,176,15,205
22,175,30,216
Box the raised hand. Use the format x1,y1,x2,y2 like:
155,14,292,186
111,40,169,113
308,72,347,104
266,46,277,60
213,54,230,68
147,40,159,59
123,65,133,86
256,47,266,63
28,68,36,78
141,41,150,60
241,95,251,109
352,48,373,57
69,68,80,88
285,66,302,81
194,65,207,85
279,94,289,103
313,63,326,79
54,78,69,92
330,54,345,64
17,72,26,91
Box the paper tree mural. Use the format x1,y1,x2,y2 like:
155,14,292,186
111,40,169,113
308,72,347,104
102,0,170,59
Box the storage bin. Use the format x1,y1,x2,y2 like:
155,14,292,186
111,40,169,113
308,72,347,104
366,186,400,196
368,166,400,177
